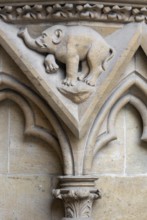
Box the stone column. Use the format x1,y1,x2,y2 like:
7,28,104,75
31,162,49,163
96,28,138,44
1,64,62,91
53,176,100,220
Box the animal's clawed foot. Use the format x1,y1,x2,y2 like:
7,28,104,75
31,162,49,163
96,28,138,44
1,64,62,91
84,76,96,86
45,63,59,73
78,74,96,86
78,75,85,81
62,77,76,86
77,71,89,82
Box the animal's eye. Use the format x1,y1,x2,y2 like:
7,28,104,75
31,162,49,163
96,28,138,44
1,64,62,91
55,30,60,38
55,29,62,38
42,33,47,38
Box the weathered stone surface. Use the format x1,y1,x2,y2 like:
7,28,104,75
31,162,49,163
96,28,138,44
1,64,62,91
94,176,147,220
0,46,34,87
8,101,62,174
0,174,63,220
93,103,147,176
135,48,147,79
125,105,147,175
0,101,9,173
92,108,125,174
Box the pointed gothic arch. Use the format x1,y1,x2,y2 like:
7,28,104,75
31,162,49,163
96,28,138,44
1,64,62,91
0,72,74,175
84,71,146,174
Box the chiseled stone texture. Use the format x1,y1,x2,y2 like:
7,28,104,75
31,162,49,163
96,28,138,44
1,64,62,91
0,101,9,173
92,107,125,174
8,101,61,174
92,102,147,220
94,176,147,220
0,100,64,220
125,105,147,175
0,175,63,220
93,104,146,176
0,49,64,219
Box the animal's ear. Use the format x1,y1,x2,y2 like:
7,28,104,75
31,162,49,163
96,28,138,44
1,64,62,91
52,29,63,44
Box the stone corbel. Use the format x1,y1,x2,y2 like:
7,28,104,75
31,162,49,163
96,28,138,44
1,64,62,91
53,176,100,220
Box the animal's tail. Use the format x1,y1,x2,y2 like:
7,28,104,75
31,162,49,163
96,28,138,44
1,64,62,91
102,47,115,71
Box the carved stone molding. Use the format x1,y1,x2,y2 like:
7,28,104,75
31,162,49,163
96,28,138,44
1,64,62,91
53,176,100,220
0,1,147,24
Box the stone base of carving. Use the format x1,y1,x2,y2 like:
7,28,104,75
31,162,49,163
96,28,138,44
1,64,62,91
53,176,100,220
58,82,95,103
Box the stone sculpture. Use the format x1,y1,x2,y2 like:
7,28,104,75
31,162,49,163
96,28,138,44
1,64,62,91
18,25,114,86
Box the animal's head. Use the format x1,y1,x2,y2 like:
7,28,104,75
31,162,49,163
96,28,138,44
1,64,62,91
35,25,65,52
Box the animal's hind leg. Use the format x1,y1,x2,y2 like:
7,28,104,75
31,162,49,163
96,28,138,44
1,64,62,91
63,55,79,86
84,49,103,86
78,60,89,81
84,65,103,86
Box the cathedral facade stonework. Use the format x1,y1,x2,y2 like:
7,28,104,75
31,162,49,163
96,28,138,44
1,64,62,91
0,0,146,219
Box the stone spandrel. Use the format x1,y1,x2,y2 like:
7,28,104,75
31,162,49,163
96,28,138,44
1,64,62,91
0,21,144,138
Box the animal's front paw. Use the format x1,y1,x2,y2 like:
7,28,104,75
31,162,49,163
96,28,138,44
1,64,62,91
45,61,59,73
62,77,76,86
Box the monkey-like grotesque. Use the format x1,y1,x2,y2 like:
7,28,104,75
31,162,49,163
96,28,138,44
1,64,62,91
18,25,114,86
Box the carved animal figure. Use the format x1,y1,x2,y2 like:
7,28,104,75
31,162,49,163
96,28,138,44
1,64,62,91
18,25,114,86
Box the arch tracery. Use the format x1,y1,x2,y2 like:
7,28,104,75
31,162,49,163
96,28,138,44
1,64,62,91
0,72,74,175
84,72,147,174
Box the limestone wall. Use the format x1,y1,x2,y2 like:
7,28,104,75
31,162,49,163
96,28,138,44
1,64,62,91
0,48,62,220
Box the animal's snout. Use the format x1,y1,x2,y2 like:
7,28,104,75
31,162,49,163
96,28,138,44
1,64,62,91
35,38,47,48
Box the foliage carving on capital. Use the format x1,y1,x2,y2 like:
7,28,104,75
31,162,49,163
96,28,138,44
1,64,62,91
53,188,100,219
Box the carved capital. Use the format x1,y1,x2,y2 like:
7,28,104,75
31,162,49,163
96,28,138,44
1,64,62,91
53,176,100,220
